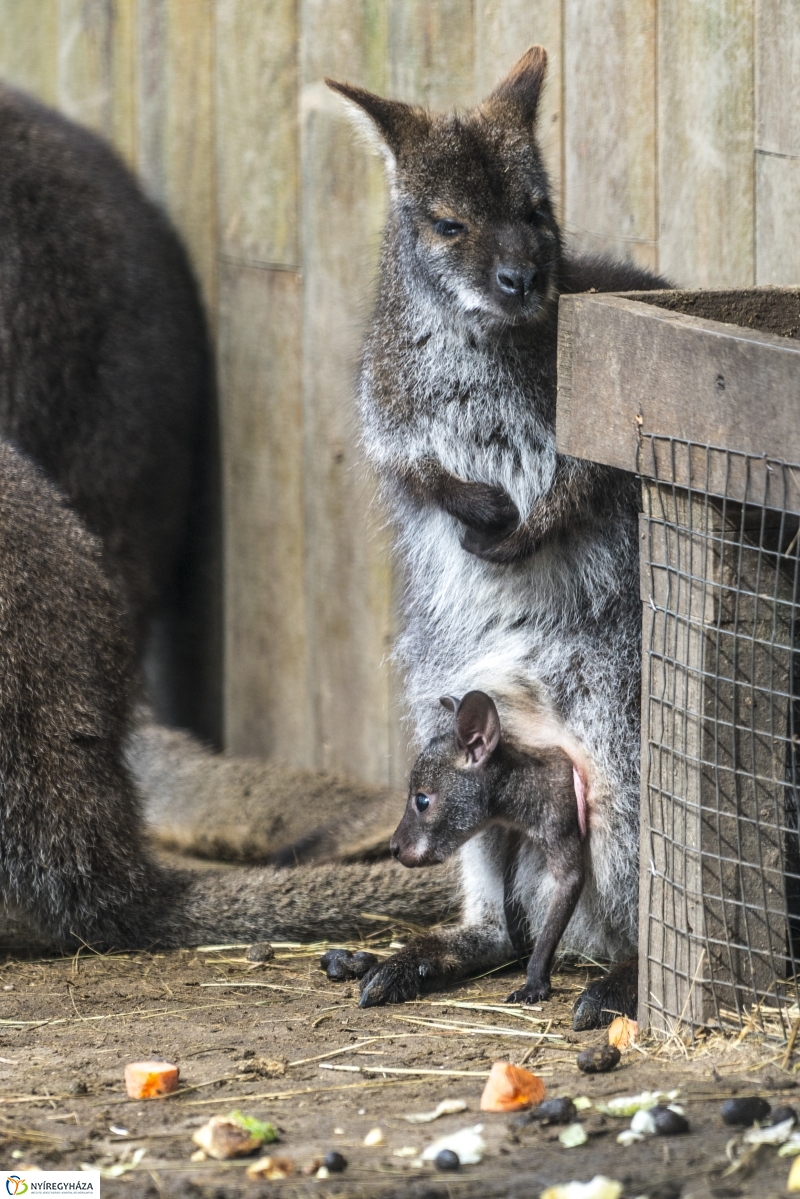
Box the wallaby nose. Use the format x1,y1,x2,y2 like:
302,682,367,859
496,263,538,299
390,839,401,860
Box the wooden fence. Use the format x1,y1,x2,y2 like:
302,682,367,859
0,0,798,785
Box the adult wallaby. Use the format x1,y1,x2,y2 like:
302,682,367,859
0,85,453,948
323,691,587,1009
327,46,669,1026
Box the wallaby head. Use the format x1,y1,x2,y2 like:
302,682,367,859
326,46,560,333
390,691,506,867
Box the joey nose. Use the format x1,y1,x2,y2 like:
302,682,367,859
496,263,537,299
390,840,401,860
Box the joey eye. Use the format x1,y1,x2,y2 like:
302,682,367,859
433,219,466,238
415,793,431,812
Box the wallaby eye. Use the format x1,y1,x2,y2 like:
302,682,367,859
415,793,431,812
526,207,544,224
433,219,466,238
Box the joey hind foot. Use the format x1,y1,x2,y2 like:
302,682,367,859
505,979,552,1005
572,958,638,1030
320,949,378,982
358,952,436,1008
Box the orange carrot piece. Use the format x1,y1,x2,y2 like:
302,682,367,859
124,1059,179,1099
607,1016,638,1050
479,1061,546,1112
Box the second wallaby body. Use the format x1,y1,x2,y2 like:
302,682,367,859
354,692,586,1008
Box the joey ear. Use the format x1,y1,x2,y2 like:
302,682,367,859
484,45,548,125
439,695,460,714
325,78,429,167
454,691,501,768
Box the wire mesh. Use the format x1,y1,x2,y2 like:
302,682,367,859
638,435,800,1038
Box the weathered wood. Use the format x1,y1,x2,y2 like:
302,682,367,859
474,1,562,212
0,0,59,105
57,0,114,138
756,0,800,159
557,292,800,508
757,153,800,287
216,0,298,269
563,0,657,272
639,482,794,1033
387,0,474,108
136,0,167,202
658,0,755,286
300,0,399,785
755,0,800,286
218,262,308,765
164,0,217,315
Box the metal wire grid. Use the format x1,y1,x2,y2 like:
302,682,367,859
638,435,800,1037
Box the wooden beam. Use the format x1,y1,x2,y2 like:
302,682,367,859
557,291,800,507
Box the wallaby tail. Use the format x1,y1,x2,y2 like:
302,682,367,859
152,859,457,947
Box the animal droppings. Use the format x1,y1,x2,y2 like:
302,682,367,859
322,1150,347,1173
576,1046,620,1075
124,1060,179,1099
534,1098,579,1125
649,1105,689,1136
246,941,274,962
434,1149,460,1171
480,1061,546,1111
720,1096,771,1127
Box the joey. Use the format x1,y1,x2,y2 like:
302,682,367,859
351,691,585,1008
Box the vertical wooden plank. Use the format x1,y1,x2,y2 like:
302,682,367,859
474,1,563,216
57,0,115,138
658,0,755,287
218,263,308,765
165,0,217,314
387,0,475,108
756,154,800,284
110,0,137,169
216,1,307,762
136,0,167,203
0,0,59,105
563,0,657,272
755,0,800,157
216,0,299,269
755,0,800,285
301,0,399,784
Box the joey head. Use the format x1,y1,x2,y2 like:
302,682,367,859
323,691,586,1009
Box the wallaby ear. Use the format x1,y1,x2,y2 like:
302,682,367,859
484,45,548,125
325,78,429,168
439,695,459,714
454,691,501,768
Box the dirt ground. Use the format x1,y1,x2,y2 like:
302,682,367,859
0,896,797,1199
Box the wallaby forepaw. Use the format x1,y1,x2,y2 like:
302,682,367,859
505,980,551,1005
357,955,426,1008
320,949,378,983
